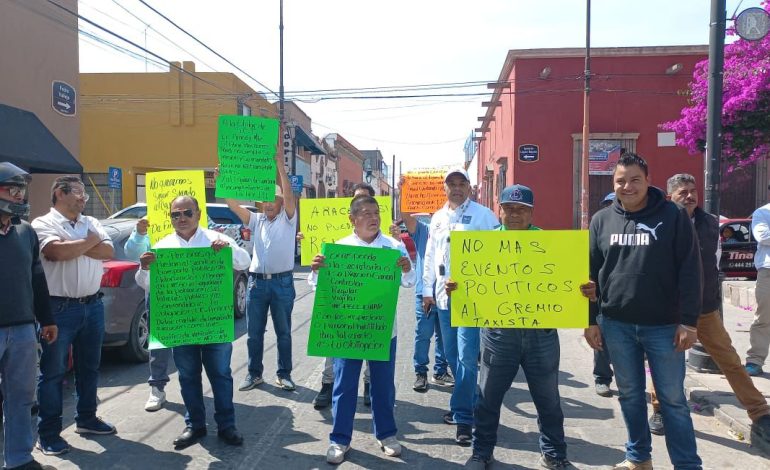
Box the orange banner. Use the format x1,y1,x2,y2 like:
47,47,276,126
400,171,445,213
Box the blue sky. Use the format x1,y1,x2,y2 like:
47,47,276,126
77,0,763,172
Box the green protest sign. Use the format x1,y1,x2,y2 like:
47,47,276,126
308,243,402,361
149,247,234,349
216,115,279,201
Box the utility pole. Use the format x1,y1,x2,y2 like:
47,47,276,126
392,155,396,219
580,0,591,229
689,0,726,374
704,0,726,217
278,0,285,125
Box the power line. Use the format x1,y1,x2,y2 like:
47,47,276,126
137,0,279,100
107,0,221,72
45,0,251,100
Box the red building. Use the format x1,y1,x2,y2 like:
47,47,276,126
476,46,710,228
324,133,367,196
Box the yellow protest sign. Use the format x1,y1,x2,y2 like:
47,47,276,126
146,170,209,246
400,170,445,213
299,196,393,265
450,230,588,328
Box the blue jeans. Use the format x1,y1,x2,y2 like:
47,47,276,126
149,348,172,390
601,316,701,469
146,300,171,390
172,342,235,431
246,275,295,379
0,324,38,468
437,305,480,425
593,333,613,385
413,295,447,376
330,338,397,446
473,328,566,460
38,298,105,441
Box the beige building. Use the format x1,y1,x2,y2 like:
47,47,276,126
0,0,82,218
80,62,275,217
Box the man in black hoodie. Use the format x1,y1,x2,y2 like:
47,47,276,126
584,154,702,470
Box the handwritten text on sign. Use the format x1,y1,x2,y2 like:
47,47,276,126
146,171,208,246
299,196,392,265
308,243,401,360
450,230,589,328
149,247,234,349
216,115,279,201
400,170,446,213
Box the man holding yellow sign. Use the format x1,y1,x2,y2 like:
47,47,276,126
449,184,593,469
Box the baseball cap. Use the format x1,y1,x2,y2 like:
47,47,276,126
500,184,534,207
444,167,470,183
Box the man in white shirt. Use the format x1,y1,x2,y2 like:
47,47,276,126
308,195,415,465
135,196,250,449
32,176,116,456
221,148,299,392
313,183,376,409
747,200,770,376
423,168,499,446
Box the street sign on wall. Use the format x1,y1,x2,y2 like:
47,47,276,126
518,144,539,162
52,81,76,116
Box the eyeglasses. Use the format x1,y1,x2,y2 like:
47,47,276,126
69,189,90,202
170,209,195,220
1,186,26,198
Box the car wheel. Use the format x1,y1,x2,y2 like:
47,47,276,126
234,274,247,319
121,300,149,363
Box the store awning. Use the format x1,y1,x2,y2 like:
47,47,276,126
0,103,83,174
294,125,326,155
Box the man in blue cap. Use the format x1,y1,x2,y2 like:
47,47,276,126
462,184,577,469
593,192,616,398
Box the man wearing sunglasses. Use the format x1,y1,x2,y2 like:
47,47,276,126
32,176,116,456
220,144,299,393
0,162,57,470
135,196,251,449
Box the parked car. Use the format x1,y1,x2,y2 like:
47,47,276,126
108,203,258,255
719,218,757,279
99,219,248,363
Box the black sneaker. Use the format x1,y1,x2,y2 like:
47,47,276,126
432,372,455,386
443,411,457,425
464,453,493,469
539,453,576,469
752,414,770,442
648,411,665,435
455,423,472,446
413,373,428,392
313,383,333,409
363,381,371,407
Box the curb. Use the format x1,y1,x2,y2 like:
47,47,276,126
684,376,770,457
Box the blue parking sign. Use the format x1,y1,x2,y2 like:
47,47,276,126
289,175,303,194
108,167,122,189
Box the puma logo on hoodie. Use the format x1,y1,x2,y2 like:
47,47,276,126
608,221,663,246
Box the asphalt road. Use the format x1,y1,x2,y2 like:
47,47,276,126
17,270,770,469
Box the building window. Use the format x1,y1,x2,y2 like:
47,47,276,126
237,102,251,116
496,158,508,202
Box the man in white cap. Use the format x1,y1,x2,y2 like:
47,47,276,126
221,148,298,392
423,167,499,446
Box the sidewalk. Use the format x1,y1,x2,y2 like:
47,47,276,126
684,279,770,455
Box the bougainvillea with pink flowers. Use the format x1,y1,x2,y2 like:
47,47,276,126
662,2,770,171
